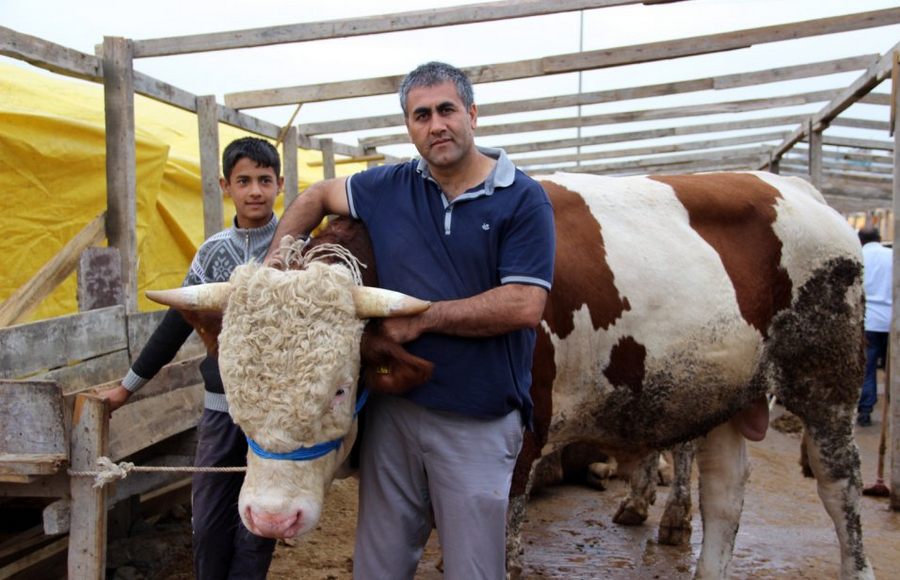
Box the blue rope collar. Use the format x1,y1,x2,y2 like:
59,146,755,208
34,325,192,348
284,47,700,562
246,388,369,461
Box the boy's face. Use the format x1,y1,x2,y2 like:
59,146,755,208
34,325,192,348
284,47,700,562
220,157,283,229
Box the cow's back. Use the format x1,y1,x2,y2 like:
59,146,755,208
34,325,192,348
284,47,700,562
529,171,863,458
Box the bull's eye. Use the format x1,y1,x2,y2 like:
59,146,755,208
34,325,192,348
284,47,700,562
331,384,351,409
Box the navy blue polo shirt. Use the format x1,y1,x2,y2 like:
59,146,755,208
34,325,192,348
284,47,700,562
346,147,555,424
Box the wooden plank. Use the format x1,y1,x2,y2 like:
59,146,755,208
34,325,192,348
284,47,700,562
225,8,900,109
501,115,804,155
78,247,124,312
298,54,877,136
307,154,386,167
68,394,108,579
132,0,664,57
0,26,101,81
0,454,67,477
108,383,203,461
0,536,68,580
512,130,789,167
38,349,131,395
83,355,203,404
110,454,193,505
103,37,138,314
0,213,105,328
283,126,299,209
0,306,126,380
821,135,894,152
363,89,841,148
892,59,900,509
127,310,206,363
197,95,223,240
772,44,900,160
526,146,770,174
0,473,68,497
831,117,891,132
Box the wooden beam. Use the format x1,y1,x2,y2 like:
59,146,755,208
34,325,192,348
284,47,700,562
512,130,789,167
772,43,900,160
0,306,126,380
78,247,124,312
103,37,138,314
225,8,900,109
821,135,894,152
283,126,299,209
132,0,664,57
500,115,805,155
197,95,223,240
297,54,877,136
307,154,387,167
68,394,108,579
524,145,771,174
320,138,336,180
809,120,824,188
892,50,900,509
0,537,69,580
0,213,105,327
363,89,841,148
0,26,102,81
107,384,202,461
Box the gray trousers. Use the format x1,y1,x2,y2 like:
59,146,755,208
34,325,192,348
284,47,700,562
353,394,524,580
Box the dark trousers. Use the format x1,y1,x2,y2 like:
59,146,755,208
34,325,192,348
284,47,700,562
860,331,888,415
192,408,275,580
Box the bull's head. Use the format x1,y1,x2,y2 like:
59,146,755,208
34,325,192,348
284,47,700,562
147,258,429,538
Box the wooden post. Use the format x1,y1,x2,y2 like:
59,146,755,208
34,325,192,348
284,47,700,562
78,247,124,312
321,137,336,180
767,154,780,174
364,146,380,169
890,49,900,510
283,126,299,210
808,119,823,189
68,394,108,578
102,37,138,314
197,95,223,240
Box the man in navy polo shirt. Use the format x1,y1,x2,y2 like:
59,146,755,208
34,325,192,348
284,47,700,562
266,61,555,580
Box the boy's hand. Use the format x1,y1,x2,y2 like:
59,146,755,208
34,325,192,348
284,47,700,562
97,384,132,414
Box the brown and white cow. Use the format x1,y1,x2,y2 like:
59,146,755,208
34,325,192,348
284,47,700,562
150,171,871,579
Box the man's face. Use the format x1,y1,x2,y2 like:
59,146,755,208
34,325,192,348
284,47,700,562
220,157,282,229
404,81,477,170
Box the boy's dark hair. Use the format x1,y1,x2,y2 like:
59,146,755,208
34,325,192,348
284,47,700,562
859,226,881,245
222,137,281,181
398,61,474,116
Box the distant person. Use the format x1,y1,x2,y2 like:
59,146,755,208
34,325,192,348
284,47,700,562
99,137,283,579
857,226,892,427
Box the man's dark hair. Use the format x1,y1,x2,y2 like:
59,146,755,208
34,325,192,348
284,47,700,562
859,226,882,245
398,61,474,116
222,137,281,181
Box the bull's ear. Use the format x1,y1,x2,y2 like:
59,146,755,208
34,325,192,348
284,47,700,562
146,282,232,311
351,287,430,318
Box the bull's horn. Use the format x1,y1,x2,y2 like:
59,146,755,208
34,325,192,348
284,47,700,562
145,282,232,311
351,286,431,318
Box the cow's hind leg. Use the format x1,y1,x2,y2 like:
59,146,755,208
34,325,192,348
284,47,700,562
613,451,658,525
658,440,695,546
800,418,874,579
693,421,748,579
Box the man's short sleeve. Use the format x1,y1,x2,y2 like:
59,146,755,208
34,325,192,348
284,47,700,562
347,165,394,222
499,182,555,290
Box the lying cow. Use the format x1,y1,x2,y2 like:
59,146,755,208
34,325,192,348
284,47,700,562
149,171,872,579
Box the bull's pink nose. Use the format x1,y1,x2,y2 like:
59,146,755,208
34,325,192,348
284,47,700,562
245,506,302,538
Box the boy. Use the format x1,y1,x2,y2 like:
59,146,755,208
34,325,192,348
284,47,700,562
100,136,284,579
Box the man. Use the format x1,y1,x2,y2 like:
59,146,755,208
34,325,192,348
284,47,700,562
265,61,555,579
858,226,892,427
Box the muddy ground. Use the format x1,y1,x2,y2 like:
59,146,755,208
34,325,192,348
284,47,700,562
97,398,900,580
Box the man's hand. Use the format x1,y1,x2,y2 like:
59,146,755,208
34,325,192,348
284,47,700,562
97,385,132,415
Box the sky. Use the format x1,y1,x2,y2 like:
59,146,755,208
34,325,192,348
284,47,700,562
3,0,900,164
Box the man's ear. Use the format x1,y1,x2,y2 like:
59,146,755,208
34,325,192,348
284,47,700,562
219,177,231,198
469,102,478,129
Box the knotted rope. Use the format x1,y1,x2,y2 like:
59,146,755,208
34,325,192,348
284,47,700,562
68,456,246,489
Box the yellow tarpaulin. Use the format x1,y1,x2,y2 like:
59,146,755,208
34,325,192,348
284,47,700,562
0,62,365,321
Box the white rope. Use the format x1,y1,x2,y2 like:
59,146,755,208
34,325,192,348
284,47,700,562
68,456,246,488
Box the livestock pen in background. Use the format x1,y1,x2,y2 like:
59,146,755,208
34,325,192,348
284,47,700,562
1,1,900,576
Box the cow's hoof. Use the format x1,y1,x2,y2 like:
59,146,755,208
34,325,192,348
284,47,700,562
658,522,692,546
613,500,648,526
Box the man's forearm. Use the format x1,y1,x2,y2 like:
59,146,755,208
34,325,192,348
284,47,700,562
381,284,547,343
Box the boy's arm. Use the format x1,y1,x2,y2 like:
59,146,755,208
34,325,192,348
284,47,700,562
265,177,350,265
98,308,194,412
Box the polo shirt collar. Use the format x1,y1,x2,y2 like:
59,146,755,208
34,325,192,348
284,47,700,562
415,146,516,196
